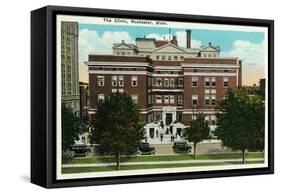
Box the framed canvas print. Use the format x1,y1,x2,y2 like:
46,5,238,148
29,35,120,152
31,5,274,188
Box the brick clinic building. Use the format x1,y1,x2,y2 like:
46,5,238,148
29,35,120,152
61,21,80,114
86,30,242,143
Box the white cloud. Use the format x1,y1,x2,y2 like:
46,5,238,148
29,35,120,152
78,29,134,82
221,40,265,86
79,29,134,64
221,40,265,65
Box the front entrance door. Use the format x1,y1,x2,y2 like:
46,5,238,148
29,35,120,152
149,128,154,138
165,113,172,125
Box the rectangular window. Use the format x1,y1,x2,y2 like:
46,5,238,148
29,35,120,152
192,115,197,120
148,77,152,87
156,95,162,104
118,76,124,87
178,113,183,122
211,89,216,94
178,78,183,87
180,56,184,60
192,77,198,87
164,78,169,87
118,88,124,93
205,89,210,94
168,56,172,60
174,56,178,60
170,78,175,87
205,95,210,105
170,95,175,104
192,95,198,106
156,55,160,60
112,75,117,86
223,77,229,87
131,95,138,103
211,115,216,125
98,94,105,103
164,96,169,104
97,76,104,86
211,77,216,87
178,95,183,104
148,95,152,104
111,89,117,93
131,76,138,87
205,77,210,87
162,56,166,60
156,78,162,86
211,95,216,105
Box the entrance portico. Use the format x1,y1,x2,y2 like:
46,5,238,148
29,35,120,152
162,106,177,125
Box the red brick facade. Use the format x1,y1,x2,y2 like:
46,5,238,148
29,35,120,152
87,55,241,127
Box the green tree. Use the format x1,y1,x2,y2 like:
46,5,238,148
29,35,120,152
215,88,265,164
62,106,81,151
91,93,145,170
183,113,210,159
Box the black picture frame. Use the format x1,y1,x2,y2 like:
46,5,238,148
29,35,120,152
31,5,274,188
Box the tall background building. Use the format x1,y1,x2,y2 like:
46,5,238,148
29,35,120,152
61,21,80,115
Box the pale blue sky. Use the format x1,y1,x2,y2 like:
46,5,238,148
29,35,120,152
79,23,264,52
78,23,266,85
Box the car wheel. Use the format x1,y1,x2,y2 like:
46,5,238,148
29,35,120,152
69,151,75,158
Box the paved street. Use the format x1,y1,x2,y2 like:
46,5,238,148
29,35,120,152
152,140,231,155
62,158,263,167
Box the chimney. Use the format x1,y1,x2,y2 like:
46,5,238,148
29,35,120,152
171,35,178,46
186,29,191,48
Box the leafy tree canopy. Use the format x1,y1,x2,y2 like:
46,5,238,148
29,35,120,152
92,93,145,156
215,88,265,153
62,106,81,150
182,113,210,158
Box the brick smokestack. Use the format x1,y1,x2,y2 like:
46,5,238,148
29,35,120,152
186,29,191,48
171,35,178,46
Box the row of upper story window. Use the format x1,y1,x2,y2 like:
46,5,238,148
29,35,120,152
153,69,231,74
154,94,217,106
191,77,230,87
96,75,230,88
97,93,139,104
192,115,217,125
97,75,139,87
155,77,229,87
113,53,218,60
96,93,180,105
96,93,217,107
191,95,217,106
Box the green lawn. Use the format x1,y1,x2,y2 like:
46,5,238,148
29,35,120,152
63,152,264,164
62,160,264,174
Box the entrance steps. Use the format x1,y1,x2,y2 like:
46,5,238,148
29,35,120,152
147,134,182,144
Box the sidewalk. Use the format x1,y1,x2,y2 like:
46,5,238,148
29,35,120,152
62,158,263,168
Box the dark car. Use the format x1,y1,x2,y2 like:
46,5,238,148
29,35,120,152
137,143,155,155
69,144,91,157
173,141,191,154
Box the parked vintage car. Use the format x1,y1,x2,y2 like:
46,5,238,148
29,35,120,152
69,144,91,157
137,143,155,155
172,141,191,154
